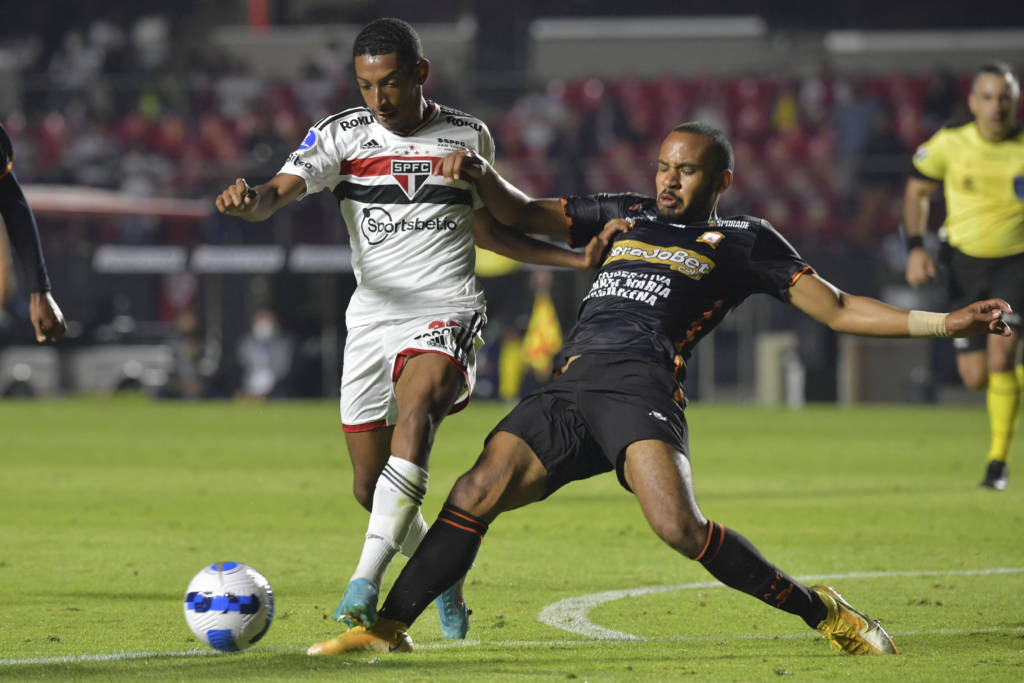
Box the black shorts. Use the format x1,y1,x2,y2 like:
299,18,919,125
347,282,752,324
947,248,1024,353
487,354,689,498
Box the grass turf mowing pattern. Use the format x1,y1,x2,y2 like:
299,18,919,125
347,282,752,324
1,396,1022,680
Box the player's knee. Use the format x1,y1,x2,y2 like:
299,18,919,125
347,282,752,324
960,369,988,391
651,516,706,559
446,469,496,519
352,478,375,512
956,353,989,390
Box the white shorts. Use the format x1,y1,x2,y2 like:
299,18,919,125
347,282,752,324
340,311,486,432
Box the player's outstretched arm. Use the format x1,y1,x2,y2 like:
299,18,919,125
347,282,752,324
789,272,1011,338
473,208,612,269
215,173,306,222
902,177,940,287
438,149,570,237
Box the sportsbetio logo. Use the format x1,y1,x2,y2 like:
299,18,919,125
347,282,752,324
359,207,458,245
285,152,313,170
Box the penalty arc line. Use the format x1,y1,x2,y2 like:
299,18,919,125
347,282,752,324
537,566,1024,641
2,567,1021,666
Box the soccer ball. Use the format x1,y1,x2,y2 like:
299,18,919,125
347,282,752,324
183,562,274,652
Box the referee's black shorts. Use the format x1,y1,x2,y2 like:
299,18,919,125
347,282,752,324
487,354,689,498
948,248,1024,353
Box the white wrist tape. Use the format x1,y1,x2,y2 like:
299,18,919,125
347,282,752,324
907,310,950,337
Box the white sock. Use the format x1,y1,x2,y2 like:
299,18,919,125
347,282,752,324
350,456,429,586
399,511,429,558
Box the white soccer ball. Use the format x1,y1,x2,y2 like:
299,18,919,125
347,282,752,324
183,562,275,652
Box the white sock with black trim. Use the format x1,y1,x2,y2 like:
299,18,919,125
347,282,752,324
399,510,429,558
350,456,429,586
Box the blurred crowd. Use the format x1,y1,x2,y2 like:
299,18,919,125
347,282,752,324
2,15,991,251
497,67,974,250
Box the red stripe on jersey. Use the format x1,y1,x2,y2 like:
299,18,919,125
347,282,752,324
338,156,442,177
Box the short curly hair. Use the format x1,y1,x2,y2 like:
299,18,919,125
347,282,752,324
353,18,423,73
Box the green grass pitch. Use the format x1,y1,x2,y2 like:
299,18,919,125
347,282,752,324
1,396,1022,680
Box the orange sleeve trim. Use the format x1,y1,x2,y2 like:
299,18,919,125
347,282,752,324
788,265,814,288
0,157,12,181
438,517,485,538
560,198,576,247
559,198,573,227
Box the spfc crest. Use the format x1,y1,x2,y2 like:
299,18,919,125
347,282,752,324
391,158,433,199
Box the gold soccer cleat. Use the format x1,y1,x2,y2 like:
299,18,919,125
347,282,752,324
812,585,899,655
307,618,414,655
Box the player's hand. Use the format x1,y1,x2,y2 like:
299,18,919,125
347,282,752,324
580,219,630,269
946,298,1013,337
905,247,936,287
437,148,489,183
29,291,66,343
215,178,260,215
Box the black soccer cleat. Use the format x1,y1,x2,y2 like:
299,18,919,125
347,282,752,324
980,460,1009,491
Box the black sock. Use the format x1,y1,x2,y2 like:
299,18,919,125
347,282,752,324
379,504,488,627
696,521,827,629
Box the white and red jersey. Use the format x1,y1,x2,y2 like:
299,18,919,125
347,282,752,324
280,101,494,327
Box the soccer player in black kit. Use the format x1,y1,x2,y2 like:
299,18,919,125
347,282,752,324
0,122,64,343
308,122,1012,657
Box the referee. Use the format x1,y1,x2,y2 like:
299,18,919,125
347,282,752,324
903,62,1023,490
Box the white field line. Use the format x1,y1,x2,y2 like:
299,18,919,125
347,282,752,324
3,566,1022,666
5,625,1024,666
538,566,1024,640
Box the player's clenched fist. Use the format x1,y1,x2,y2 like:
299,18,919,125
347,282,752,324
215,178,260,215
436,148,490,184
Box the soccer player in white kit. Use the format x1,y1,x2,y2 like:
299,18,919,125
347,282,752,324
215,18,610,640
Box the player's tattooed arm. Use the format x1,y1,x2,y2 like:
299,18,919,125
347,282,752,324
215,174,306,222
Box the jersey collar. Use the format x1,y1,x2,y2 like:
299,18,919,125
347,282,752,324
394,100,439,137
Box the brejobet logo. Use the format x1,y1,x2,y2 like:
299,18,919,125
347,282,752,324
297,129,317,150
391,158,433,199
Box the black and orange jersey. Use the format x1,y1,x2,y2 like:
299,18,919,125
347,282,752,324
0,122,52,292
560,193,810,372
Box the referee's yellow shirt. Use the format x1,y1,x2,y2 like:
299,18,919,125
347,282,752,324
912,121,1024,258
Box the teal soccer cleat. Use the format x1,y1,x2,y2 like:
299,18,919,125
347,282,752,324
434,577,471,639
334,578,380,628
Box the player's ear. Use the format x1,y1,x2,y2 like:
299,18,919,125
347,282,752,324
716,169,733,194
414,58,430,86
